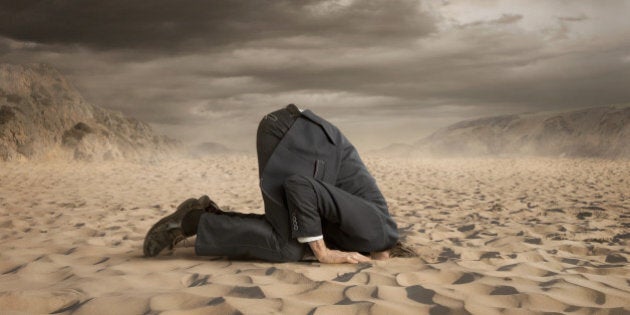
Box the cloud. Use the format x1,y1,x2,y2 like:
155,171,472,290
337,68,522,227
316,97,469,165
558,14,588,22
0,0,629,151
462,13,523,27
493,13,523,24
0,0,435,52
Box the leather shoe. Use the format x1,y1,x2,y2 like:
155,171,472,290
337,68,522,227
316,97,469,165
143,195,218,257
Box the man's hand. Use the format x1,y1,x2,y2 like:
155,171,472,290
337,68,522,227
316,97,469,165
317,249,371,264
308,239,370,264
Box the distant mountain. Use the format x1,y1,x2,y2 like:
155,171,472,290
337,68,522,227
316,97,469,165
420,106,630,158
0,63,180,161
373,106,630,158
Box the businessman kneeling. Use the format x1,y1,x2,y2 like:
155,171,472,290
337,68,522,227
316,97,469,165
144,104,406,263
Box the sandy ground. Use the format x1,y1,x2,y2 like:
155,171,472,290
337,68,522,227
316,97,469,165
0,155,628,314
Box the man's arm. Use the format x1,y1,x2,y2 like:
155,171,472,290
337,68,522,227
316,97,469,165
308,238,370,264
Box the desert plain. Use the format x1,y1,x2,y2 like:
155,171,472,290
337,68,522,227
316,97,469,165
0,155,628,314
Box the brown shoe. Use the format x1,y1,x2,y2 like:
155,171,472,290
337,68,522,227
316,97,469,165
143,196,218,257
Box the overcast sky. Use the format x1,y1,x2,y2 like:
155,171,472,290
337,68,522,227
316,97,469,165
1,0,629,151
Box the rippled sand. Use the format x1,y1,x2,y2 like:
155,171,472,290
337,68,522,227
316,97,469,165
0,156,628,314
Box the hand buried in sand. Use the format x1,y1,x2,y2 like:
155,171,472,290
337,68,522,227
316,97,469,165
308,239,370,264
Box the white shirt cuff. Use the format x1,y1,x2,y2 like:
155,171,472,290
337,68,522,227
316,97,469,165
297,235,323,243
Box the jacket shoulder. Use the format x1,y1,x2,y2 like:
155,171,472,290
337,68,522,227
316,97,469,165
300,110,339,145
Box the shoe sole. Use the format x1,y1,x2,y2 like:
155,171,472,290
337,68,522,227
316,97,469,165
143,198,200,257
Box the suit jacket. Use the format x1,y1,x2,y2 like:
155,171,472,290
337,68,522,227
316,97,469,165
260,109,398,252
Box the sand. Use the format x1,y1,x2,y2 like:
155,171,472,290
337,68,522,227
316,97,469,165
0,155,628,314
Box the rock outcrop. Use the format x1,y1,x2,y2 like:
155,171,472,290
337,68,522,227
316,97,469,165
0,63,179,161
410,106,630,158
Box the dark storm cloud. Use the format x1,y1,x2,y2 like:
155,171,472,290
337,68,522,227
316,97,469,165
1,0,628,151
192,21,629,112
0,0,435,52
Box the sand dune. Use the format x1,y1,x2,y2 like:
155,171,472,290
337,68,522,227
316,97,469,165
0,155,628,314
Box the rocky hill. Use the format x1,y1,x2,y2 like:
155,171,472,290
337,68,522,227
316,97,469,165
371,106,630,158
413,106,630,158
0,63,180,161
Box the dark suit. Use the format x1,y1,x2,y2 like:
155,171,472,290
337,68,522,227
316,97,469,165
195,105,398,261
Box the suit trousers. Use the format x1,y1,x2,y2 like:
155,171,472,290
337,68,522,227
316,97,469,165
194,105,395,261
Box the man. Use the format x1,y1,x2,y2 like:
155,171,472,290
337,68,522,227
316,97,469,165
144,104,404,263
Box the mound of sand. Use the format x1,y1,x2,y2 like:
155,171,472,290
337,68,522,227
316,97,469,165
0,63,179,162
0,156,628,314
